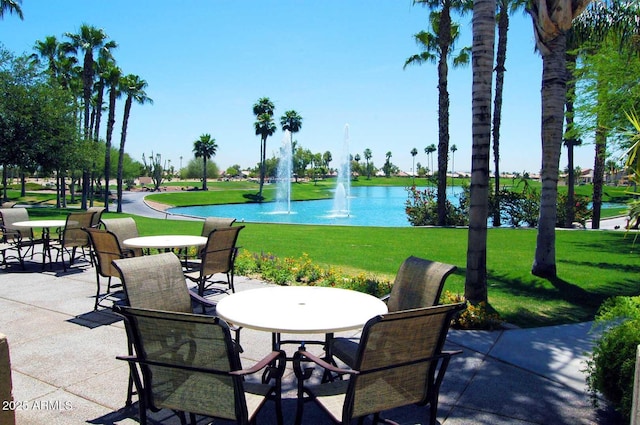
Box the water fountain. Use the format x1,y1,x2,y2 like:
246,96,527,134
274,130,293,214
331,124,351,217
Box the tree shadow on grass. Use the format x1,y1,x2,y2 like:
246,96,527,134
243,193,264,202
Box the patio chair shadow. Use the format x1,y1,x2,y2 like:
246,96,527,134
67,308,122,329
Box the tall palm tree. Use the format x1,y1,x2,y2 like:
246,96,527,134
103,64,121,210
363,148,373,180
491,0,527,226
450,143,457,190
280,110,303,135
253,97,275,201
0,0,22,19
411,147,418,184
117,74,152,212
193,134,218,191
465,0,496,305
528,0,591,279
405,8,470,225
424,143,436,179
65,25,117,209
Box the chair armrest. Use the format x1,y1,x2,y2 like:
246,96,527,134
293,349,359,378
187,288,217,307
230,350,286,377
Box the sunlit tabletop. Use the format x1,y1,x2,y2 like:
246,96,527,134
12,220,67,230
216,286,388,334
122,235,207,250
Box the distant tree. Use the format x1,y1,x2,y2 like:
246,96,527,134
193,133,218,190
363,148,373,180
383,151,393,177
424,143,436,179
253,97,276,201
117,74,152,212
411,147,418,184
65,24,117,209
323,151,332,176
102,63,121,210
280,109,303,140
225,164,242,177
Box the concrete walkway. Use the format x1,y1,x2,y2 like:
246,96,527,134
0,252,623,424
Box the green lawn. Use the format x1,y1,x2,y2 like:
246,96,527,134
22,207,640,328
6,180,639,328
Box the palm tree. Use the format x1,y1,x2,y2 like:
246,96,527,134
0,0,22,19
528,0,591,279
424,143,436,180
117,74,152,212
410,148,418,184
253,97,275,201
363,149,373,179
280,110,303,136
491,0,527,226
103,64,121,210
65,25,117,209
450,144,457,190
384,151,393,177
405,8,470,225
193,134,218,191
465,0,496,305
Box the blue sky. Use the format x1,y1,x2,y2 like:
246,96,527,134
1,1,595,175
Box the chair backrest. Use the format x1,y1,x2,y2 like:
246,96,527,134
0,208,33,239
112,252,192,313
85,228,125,278
386,256,457,312
200,226,244,276
115,306,246,421
61,211,94,247
101,217,142,256
87,207,105,228
347,303,465,420
200,217,236,237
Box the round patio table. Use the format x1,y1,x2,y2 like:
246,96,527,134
217,285,388,362
12,219,67,270
122,235,207,250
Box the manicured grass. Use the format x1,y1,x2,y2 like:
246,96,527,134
23,206,640,328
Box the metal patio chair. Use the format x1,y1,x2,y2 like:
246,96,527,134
85,228,134,310
293,303,465,425
0,207,41,269
50,211,95,271
184,225,245,296
114,305,286,425
330,256,457,367
101,217,143,257
112,252,242,406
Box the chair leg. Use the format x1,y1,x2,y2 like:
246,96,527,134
94,273,101,310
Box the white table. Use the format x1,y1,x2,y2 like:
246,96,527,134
217,286,388,356
13,219,67,269
122,235,207,250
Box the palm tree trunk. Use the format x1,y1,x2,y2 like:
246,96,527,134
492,1,509,227
532,33,567,279
203,157,208,191
104,86,117,211
117,96,133,213
465,0,495,304
436,6,452,226
564,52,578,228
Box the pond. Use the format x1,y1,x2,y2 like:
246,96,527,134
168,186,465,227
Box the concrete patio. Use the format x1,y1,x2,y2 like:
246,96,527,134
0,250,623,424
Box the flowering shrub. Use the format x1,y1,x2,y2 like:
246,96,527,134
404,186,467,226
440,291,503,330
234,251,390,297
